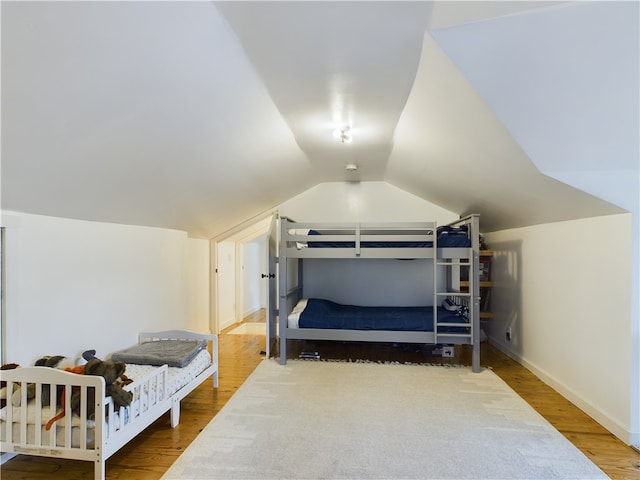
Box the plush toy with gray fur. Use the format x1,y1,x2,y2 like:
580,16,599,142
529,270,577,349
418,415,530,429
71,357,133,420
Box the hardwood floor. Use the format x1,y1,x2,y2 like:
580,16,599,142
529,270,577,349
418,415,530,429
2,311,639,479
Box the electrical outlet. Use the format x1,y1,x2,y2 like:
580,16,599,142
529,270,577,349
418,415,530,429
506,329,512,342
442,346,455,357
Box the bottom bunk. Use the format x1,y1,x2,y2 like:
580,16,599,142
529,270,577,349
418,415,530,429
280,298,480,371
0,330,218,480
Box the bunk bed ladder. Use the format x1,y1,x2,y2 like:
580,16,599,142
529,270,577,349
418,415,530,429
469,214,481,372
434,215,481,372
434,257,474,345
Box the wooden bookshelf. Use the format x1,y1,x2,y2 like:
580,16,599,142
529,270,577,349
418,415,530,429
459,250,493,318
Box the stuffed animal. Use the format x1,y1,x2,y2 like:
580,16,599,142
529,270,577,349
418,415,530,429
11,355,73,407
69,357,134,421
81,349,97,362
0,363,20,408
82,349,134,387
47,357,134,429
84,358,134,409
45,366,85,430
35,355,74,370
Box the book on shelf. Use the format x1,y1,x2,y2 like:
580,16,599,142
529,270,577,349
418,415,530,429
479,257,492,282
480,287,492,312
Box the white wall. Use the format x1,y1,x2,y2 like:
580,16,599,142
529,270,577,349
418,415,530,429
484,213,633,443
242,239,264,317
279,181,458,224
216,240,236,330
0,211,192,366
186,238,210,333
303,258,437,307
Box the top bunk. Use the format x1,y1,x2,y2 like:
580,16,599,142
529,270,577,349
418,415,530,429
280,214,480,260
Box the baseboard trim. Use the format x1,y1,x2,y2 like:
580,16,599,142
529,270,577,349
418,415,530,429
488,337,632,446
242,306,262,318
219,316,236,332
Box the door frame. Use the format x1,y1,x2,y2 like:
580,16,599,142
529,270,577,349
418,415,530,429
210,211,277,334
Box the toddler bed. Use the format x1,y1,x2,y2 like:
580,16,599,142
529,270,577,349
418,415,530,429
0,330,218,480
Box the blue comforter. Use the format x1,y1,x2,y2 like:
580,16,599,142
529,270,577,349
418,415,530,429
298,298,468,333
307,225,471,248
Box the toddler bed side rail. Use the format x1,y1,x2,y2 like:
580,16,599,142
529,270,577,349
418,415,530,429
1,366,107,478
137,330,219,427
1,363,170,480
103,365,170,457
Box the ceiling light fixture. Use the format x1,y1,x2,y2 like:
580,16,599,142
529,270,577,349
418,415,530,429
333,126,352,144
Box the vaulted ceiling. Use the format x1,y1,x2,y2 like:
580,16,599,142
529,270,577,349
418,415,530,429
2,1,636,238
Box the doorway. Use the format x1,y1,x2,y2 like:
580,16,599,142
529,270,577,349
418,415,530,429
240,235,267,324
213,215,275,335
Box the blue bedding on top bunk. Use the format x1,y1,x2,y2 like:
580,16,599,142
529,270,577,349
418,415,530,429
298,298,469,333
307,225,471,248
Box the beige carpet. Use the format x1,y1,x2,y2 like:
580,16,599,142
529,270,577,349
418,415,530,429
227,322,266,335
162,360,607,480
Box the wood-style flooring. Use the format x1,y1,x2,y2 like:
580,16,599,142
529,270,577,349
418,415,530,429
2,311,639,479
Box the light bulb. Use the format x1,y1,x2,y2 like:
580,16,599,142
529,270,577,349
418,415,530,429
333,126,352,143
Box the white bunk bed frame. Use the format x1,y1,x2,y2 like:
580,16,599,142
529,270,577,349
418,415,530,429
278,215,481,372
0,330,218,480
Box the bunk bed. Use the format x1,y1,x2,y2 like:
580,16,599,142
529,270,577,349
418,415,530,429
278,215,481,372
0,330,218,480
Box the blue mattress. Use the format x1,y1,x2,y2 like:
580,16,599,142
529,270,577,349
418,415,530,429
307,225,471,248
298,298,469,333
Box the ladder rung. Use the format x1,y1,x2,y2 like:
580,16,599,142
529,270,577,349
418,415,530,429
436,292,471,297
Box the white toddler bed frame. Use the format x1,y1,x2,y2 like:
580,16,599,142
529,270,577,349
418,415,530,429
137,330,219,428
0,330,218,480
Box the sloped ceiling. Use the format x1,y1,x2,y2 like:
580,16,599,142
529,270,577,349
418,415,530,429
1,1,633,238
428,0,639,217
